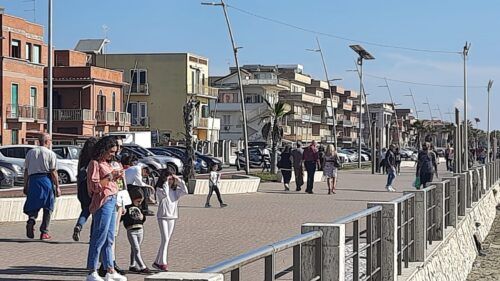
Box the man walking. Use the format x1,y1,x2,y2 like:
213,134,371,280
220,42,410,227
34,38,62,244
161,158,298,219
302,140,319,194
291,142,304,191
416,142,438,189
23,133,60,240
385,144,397,192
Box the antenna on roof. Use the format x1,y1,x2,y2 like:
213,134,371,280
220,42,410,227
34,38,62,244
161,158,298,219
23,0,36,22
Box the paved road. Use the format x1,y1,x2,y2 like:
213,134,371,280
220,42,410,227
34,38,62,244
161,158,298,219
0,166,446,281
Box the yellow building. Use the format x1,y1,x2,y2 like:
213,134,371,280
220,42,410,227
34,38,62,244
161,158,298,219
94,53,220,144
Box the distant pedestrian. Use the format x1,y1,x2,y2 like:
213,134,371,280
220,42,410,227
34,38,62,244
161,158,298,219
278,145,293,191
205,163,227,208
323,144,340,194
122,187,151,274
303,140,320,194
85,136,126,281
291,142,304,191
318,145,325,171
379,148,387,174
445,145,454,171
416,142,438,189
153,170,188,271
385,144,397,192
261,146,271,172
395,147,402,175
73,137,98,242
23,133,60,241
122,154,155,216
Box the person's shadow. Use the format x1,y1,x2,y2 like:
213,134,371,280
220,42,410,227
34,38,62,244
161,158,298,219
0,265,88,280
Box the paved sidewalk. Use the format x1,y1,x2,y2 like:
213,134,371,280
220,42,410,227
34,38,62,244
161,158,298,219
0,167,441,281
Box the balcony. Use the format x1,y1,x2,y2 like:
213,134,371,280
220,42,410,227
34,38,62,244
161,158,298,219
194,117,221,130
53,109,93,122
131,116,149,128
322,116,335,125
188,86,219,99
130,83,149,95
280,92,322,104
6,104,47,123
337,119,353,127
96,110,117,124
340,102,352,111
321,97,339,107
241,78,290,88
116,112,131,126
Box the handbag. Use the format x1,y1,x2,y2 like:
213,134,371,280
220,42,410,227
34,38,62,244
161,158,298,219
413,177,421,189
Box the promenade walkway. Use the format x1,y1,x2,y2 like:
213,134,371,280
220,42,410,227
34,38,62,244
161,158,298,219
0,165,446,281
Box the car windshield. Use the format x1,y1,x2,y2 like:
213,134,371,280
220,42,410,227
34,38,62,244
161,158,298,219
127,145,154,156
69,147,81,159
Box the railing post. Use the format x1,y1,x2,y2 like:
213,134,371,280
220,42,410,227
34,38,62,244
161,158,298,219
404,190,426,261
429,181,445,240
471,168,480,202
466,170,473,208
367,202,397,281
301,223,344,281
480,165,486,194
442,176,458,228
455,172,467,216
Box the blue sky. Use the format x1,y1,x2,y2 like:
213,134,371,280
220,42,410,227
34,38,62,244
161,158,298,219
3,0,500,129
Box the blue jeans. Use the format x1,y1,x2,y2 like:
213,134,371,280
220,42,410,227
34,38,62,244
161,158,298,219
386,167,396,187
77,207,91,228
304,161,317,192
86,195,116,271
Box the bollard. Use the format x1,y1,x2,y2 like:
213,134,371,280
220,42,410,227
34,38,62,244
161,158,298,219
429,181,445,240
367,202,397,281
442,176,459,228
404,190,427,261
302,223,344,281
145,272,223,281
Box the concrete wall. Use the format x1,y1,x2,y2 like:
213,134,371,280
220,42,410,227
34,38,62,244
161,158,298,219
402,184,500,281
188,175,260,195
0,195,81,223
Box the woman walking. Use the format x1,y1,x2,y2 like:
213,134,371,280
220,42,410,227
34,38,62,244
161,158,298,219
205,164,228,208
85,136,126,281
73,137,98,242
153,170,189,271
279,145,293,191
323,144,340,194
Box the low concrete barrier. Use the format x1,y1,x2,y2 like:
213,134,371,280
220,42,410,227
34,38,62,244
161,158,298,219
0,194,81,223
188,174,260,195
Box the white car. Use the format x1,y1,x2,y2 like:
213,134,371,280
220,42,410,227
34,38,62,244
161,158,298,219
0,145,78,184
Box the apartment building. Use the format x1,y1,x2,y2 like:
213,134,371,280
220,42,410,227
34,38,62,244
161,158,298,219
363,103,395,148
330,86,358,147
49,47,130,139
395,108,414,147
94,52,220,144
0,10,47,144
211,65,290,141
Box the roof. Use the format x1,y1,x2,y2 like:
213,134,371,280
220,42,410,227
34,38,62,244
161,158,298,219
74,39,109,54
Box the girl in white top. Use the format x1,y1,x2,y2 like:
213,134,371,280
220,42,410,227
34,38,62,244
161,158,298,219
205,164,228,208
153,170,188,272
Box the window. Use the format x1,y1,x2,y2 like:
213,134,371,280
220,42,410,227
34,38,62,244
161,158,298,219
222,115,231,125
11,131,19,145
112,92,116,111
97,90,106,111
201,104,210,118
218,92,238,103
127,102,148,126
26,43,32,61
32,45,41,64
11,40,21,58
0,147,27,158
11,84,19,116
30,87,37,108
130,69,147,93
244,94,263,104
191,70,195,93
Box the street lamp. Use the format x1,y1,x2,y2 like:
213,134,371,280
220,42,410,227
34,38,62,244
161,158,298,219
378,79,402,148
487,80,493,163
404,89,420,119
463,42,471,169
350,45,374,168
47,0,53,137
306,37,338,147
202,0,250,174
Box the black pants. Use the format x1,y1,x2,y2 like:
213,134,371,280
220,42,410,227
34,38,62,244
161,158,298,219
206,185,223,205
420,172,433,189
304,161,316,192
396,161,401,174
282,170,292,184
293,166,304,190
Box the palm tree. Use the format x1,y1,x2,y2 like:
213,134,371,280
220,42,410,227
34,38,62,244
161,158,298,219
411,120,426,148
261,99,292,174
182,98,200,182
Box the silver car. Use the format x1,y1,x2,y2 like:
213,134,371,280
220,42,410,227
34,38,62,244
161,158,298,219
122,144,184,175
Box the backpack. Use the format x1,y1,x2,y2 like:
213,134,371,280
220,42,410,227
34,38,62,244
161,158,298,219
77,166,91,208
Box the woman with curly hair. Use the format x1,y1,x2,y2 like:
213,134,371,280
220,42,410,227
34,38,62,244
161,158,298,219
85,136,126,281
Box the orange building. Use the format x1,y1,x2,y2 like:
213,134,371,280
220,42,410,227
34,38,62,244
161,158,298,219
1,11,47,144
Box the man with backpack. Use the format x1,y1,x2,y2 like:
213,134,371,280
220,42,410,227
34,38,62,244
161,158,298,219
416,142,438,189
385,144,397,192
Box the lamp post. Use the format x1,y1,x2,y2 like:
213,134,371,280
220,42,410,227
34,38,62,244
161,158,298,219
202,0,250,174
378,79,402,148
350,45,374,168
47,0,53,137
404,89,419,119
487,80,493,163
463,42,471,169
306,37,338,147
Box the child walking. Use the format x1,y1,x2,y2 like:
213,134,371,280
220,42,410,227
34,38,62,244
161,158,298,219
122,187,150,274
205,164,228,208
153,170,188,271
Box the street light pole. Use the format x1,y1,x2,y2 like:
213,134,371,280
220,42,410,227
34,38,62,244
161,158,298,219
350,45,374,168
487,80,493,163
405,89,419,119
379,79,402,148
202,0,250,174
463,42,471,169
47,0,53,137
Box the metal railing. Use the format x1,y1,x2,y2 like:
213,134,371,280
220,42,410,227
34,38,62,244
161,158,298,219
333,206,382,281
201,231,323,281
444,180,451,227
95,110,116,123
392,193,416,275
424,184,437,247
53,109,93,121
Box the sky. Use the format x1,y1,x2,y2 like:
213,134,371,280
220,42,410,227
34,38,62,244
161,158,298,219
2,0,500,130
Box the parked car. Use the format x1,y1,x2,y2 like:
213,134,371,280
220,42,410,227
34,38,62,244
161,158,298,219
52,145,81,160
0,145,78,184
235,146,278,170
167,146,222,171
0,160,24,186
148,147,208,174
0,161,16,188
122,144,183,175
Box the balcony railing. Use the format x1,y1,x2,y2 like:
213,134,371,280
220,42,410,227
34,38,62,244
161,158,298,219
96,110,116,123
131,116,149,127
6,104,47,121
195,117,221,130
53,109,93,121
116,112,131,126
131,83,149,95
341,102,353,111
189,86,219,98
241,78,290,88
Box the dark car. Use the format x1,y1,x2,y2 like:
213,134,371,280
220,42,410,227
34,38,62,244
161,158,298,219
235,146,280,170
163,146,222,172
148,147,208,174
0,161,17,188
0,160,24,186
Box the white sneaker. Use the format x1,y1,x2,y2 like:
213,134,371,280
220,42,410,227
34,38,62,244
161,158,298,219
104,272,127,281
385,186,391,191
389,186,397,192
86,272,104,281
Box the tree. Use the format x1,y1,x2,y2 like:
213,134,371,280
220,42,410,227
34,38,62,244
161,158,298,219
411,120,426,148
261,99,292,174
182,98,200,182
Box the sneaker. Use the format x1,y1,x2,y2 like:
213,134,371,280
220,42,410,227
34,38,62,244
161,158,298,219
139,268,151,274
86,272,105,281
98,264,106,277
389,186,397,192
104,272,127,281
152,263,168,272
114,262,126,276
205,203,211,208
385,186,391,191
40,233,52,240
128,267,141,273
26,221,34,239
220,203,228,208
72,225,81,242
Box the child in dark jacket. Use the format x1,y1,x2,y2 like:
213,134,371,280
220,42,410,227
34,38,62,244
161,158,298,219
122,187,150,274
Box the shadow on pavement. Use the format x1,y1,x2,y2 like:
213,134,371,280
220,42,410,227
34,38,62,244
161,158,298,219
0,266,87,279
0,238,85,245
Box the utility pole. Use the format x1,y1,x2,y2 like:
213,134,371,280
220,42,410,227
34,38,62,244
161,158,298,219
379,78,401,148
487,80,493,163
47,0,53,137
404,89,419,119
202,0,250,174
463,42,471,169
